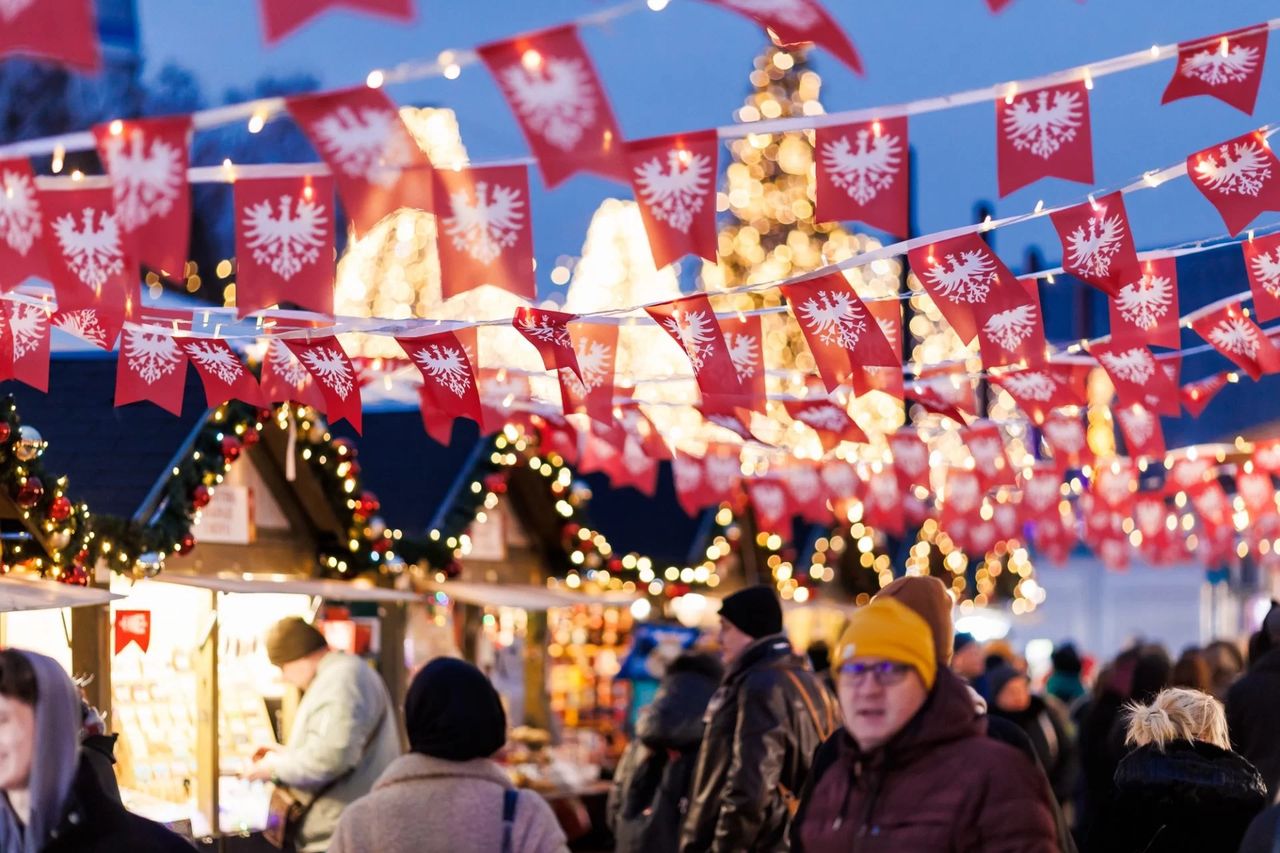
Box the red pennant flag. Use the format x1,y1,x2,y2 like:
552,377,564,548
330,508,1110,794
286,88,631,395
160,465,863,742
558,322,617,423
436,163,535,301
1243,232,1280,322
1166,456,1215,495
0,159,50,291
1109,256,1180,349
9,302,49,392
626,130,718,269
260,339,327,412
993,499,1023,545
784,398,868,451
996,81,1093,197
0,309,17,382
1132,490,1172,549
784,272,897,392
815,117,908,238
1181,372,1229,417
1021,463,1062,522
1090,341,1181,415
52,306,123,351
183,339,264,408
540,416,580,465
609,438,659,497
260,0,413,43
287,86,432,234
1237,468,1276,520
718,313,767,413
820,458,861,519
115,323,188,415
1257,439,1280,474
672,452,718,516
748,477,793,534
1115,402,1165,460
941,467,984,532
0,0,99,71
417,387,459,446
93,116,191,279
40,186,132,314
1162,26,1268,115
1188,130,1280,235
909,232,1022,346
1050,192,1140,296
477,368,528,435
399,331,483,428
619,407,671,461
283,336,362,432
700,444,743,505
1093,462,1136,514
963,422,1016,490
700,406,772,446
991,365,1071,424
986,0,1015,10
862,466,904,536
478,25,627,188
888,429,930,493
1043,409,1092,472
113,610,151,655
697,0,863,75
234,175,335,317
1191,303,1280,380
777,460,829,525
647,294,752,413
972,273,1046,369
1189,480,1233,532
905,383,968,424
513,307,579,379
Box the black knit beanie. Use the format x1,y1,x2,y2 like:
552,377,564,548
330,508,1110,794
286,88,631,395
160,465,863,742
718,585,784,639
405,657,507,761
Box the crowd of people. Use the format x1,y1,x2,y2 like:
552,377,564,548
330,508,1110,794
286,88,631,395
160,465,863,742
2,594,1280,851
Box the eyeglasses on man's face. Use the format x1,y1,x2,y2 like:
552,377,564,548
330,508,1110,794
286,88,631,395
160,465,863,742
839,660,912,686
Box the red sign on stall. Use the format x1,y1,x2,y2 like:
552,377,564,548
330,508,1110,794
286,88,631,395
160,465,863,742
113,610,151,655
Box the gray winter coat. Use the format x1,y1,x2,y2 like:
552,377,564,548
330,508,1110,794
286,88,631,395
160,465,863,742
270,652,401,852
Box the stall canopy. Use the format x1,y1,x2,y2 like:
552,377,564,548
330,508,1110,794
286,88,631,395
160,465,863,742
427,580,638,610
154,571,423,603
0,575,123,612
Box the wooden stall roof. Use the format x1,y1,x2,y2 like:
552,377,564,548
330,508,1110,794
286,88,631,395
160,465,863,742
0,576,123,612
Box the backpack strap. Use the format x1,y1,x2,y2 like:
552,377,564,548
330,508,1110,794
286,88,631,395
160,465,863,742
784,669,835,739
502,788,519,853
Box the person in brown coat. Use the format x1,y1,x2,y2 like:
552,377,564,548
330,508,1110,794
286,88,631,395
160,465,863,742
790,593,1059,852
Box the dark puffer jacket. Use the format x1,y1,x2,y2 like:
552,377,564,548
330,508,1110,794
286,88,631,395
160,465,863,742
990,694,1078,802
41,752,194,853
609,652,723,853
1227,646,1280,797
1099,740,1266,853
791,669,1059,853
679,635,833,853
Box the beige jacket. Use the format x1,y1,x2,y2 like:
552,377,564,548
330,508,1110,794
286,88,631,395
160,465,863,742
328,753,568,853
272,652,401,852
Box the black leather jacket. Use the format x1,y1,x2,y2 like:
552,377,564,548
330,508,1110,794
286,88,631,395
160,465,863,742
679,635,833,853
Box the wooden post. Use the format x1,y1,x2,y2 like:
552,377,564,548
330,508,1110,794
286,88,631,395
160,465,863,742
194,591,219,840
71,602,112,718
378,602,407,741
523,609,551,731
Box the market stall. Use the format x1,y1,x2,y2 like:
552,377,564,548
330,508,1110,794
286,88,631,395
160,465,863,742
0,575,123,672
109,571,421,843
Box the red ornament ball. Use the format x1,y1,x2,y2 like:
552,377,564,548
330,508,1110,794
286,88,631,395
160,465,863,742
48,495,73,522
563,522,581,538
358,491,381,517
483,472,508,495
177,533,196,555
15,476,43,508
241,428,261,447
372,537,392,554
0,422,11,444
191,485,212,509
444,558,463,579
60,563,89,586
220,435,243,461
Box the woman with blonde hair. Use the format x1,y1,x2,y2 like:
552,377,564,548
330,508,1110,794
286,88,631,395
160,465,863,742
1098,687,1266,852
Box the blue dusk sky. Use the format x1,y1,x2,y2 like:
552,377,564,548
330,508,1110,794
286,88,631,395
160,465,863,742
135,0,1280,295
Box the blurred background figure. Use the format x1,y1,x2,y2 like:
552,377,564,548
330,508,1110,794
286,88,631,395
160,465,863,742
1102,687,1265,853
950,632,985,685
985,662,1077,807
1170,647,1212,693
1202,640,1246,702
1047,643,1087,707
805,641,834,693
1227,601,1280,800
609,652,723,853
329,657,567,853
